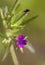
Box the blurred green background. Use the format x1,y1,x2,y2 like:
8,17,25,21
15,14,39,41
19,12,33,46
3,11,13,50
0,0,45,65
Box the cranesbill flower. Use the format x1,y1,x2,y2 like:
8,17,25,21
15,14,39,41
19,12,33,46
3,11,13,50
16,35,27,48
15,35,35,53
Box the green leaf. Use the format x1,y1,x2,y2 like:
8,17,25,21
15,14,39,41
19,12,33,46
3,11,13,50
21,15,38,25
15,9,30,22
8,14,16,27
15,4,20,11
10,9,30,27
10,0,20,14
12,26,24,33
2,42,11,61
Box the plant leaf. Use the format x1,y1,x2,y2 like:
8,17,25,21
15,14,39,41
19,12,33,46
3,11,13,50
10,0,20,14
15,9,30,22
21,15,38,25
2,42,11,61
10,9,30,27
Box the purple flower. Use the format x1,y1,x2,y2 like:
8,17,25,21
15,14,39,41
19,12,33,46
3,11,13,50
16,35,27,48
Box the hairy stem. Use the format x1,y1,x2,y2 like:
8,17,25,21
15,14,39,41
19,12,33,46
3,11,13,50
10,44,19,65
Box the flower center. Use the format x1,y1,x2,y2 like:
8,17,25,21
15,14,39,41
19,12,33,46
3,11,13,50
19,40,23,44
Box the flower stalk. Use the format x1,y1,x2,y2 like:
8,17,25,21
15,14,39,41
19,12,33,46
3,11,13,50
10,44,19,65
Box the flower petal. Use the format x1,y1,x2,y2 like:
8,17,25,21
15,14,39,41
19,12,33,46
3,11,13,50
16,42,24,48
22,40,27,45
17,35,25,40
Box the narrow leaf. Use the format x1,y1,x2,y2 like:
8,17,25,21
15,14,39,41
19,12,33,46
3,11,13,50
10,0,20,14
15,9,30,22
2,42,11,61
10,44,19,65
25,44,35,53
10,9,30,27
21,15,38,25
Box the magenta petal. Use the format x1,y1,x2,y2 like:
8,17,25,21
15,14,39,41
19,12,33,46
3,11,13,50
16,35,27,48
18,35,25,40
22,40,27,45
16,42,24,48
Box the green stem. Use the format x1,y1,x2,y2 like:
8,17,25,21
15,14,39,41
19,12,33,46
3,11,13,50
0,8,8,29
10,0,20,14
10,44,19,65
